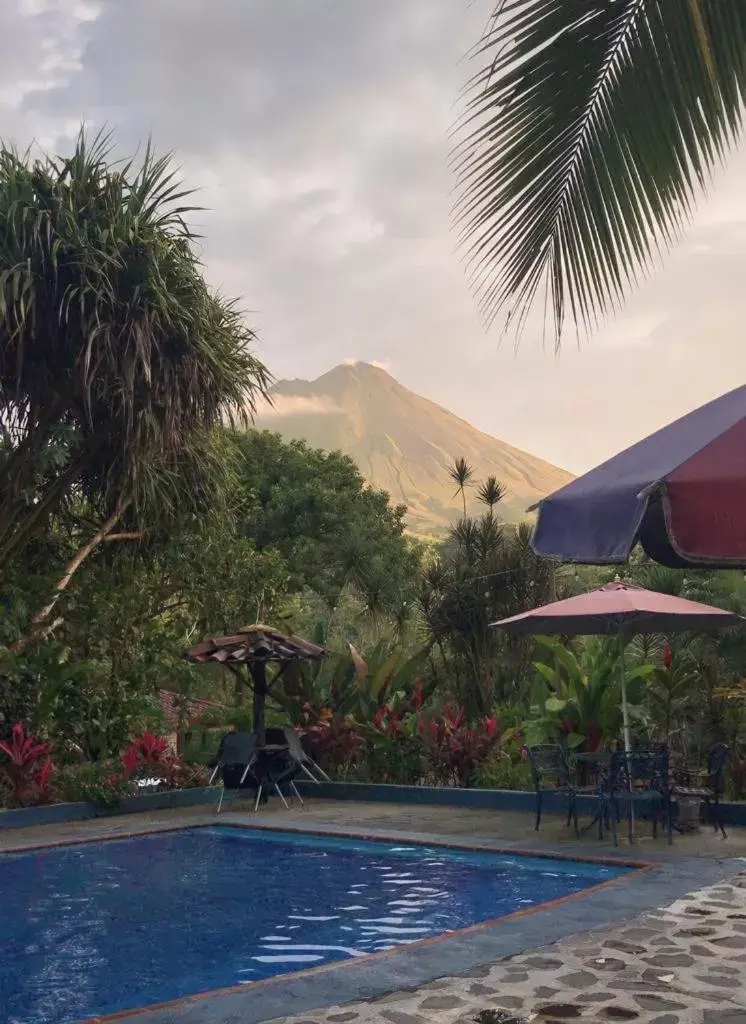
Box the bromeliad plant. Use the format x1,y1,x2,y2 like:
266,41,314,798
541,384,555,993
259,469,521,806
121,732,176,786
525,636,653,753
0,723,55,807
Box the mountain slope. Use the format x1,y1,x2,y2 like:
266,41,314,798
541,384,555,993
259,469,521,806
254,362,573,536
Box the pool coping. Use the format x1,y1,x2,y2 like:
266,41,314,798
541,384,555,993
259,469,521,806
5,815,745,1024
3,779,746,831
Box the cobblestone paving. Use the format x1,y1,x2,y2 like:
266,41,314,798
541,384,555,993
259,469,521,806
267,871,746,1024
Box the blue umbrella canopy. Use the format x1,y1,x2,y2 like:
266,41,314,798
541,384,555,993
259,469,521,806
531,385,746,568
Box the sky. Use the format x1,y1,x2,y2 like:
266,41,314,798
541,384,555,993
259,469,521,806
3,0,746,475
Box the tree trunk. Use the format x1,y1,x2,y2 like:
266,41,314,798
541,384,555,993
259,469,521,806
11,498,132,653
0,449,91,570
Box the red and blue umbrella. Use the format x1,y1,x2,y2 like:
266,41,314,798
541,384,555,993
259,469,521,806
531,385,746,568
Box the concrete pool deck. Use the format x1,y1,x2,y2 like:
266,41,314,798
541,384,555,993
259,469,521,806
2,798,745,1024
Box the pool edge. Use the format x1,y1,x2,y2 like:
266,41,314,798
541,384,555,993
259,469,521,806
0,818,656,1024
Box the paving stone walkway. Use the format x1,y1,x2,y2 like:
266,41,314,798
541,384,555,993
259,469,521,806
268,870,746,1024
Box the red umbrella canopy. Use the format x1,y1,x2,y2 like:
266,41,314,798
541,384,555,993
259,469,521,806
491,580,743,638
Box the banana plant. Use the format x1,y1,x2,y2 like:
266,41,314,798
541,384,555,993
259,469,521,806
272,619,430,725
525,635,654,752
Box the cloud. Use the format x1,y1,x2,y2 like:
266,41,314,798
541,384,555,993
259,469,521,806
2,0,746,476
256,395,340,420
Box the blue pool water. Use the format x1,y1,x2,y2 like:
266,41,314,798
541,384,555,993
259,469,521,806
0,826,631,1024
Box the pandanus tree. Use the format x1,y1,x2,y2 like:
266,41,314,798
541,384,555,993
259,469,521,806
0,131,268,645
455,1,746,345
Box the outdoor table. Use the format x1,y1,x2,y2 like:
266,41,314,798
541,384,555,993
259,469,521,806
570,751,613,838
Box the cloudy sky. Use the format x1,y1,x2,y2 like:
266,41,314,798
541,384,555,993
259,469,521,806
3,0,746,474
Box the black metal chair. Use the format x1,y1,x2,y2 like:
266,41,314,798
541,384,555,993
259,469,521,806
525,744,579,834
208,730,258,813
606,746,673,846
671,742,731,839
253,728,304,810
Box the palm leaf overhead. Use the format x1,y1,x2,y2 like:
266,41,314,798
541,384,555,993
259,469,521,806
454,0,746,346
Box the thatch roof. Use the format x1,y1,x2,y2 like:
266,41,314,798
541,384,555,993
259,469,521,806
185,623,326,666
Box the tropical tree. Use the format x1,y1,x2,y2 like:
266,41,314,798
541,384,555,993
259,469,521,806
421,470,560,713
231,429,420,618
0,130,268,639
455,2,746,345
449,456,474,517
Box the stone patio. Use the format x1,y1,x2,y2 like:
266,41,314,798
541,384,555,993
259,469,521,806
266,871,746,1024
2,797,746,1024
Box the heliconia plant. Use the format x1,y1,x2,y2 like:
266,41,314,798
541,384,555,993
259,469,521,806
0,723,55,806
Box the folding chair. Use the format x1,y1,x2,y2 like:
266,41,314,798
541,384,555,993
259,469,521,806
208,730,258,813
282,726,331,783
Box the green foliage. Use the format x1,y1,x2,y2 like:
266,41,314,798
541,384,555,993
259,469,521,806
455,0,746,345
275,626,429,726
229,430,420,617
472,750,532,791
525,636,653,752
55,761,135,808
420,467,568,714
0,129,268,573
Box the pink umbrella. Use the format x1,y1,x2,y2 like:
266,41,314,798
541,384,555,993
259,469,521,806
492,580,743,752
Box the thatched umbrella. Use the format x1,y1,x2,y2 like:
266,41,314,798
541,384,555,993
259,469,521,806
185,624,325,743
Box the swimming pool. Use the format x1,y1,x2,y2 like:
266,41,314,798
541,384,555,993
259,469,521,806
0,826,632,1024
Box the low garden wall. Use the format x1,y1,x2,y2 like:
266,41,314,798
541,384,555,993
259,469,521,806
3,780,746,831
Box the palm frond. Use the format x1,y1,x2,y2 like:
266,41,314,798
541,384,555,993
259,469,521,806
477,474,506,510
453,0,746,346
448,455,474,492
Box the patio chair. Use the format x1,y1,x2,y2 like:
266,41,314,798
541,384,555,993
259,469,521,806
208,730,258,814
282,726,331,783
671,742,731,839
606,746,673,847
525,744,580,834
253,728,304,811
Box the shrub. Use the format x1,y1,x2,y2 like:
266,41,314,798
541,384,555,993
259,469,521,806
297,708,364,779
55,761,135,808
121,732,175,782
472,749,533,790
365,705,422,784
0,723,55,807
418,705,500,787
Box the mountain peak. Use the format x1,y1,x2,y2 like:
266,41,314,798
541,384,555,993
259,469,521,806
258,364,573,537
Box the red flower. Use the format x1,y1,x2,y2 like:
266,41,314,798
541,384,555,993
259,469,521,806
664,642,673,670
411,680,424,710
481,715,499,739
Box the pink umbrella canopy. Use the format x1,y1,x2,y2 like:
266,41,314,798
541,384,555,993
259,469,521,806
491,580,743,638
493,580,743,755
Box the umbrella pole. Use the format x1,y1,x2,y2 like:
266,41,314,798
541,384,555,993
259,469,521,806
619,632,634,842
620,634,632,755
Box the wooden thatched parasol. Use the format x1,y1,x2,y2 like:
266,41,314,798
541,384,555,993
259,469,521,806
185,624,325,743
